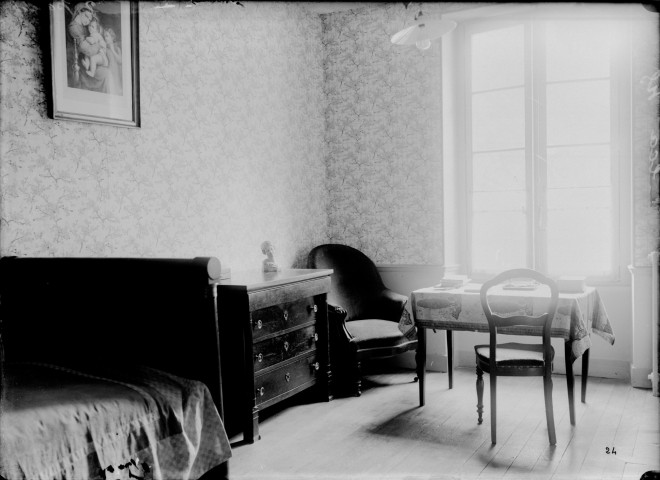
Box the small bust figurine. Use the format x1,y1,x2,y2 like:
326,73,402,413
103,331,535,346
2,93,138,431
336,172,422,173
261,240,280,272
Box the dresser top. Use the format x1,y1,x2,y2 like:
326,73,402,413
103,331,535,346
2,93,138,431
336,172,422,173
218,268,332,291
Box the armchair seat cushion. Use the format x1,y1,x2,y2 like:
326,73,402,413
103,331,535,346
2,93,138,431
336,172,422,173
475,342,555,367
346,319,414,350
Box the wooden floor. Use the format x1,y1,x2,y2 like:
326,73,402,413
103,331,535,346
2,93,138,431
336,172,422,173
227,366,660,480
229,369,660,480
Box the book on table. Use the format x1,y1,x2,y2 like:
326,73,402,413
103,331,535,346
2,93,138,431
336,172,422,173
434,275,470,289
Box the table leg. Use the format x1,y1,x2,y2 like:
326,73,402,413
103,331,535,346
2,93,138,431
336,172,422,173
416,327,426,407
581,347,590,403
564,342,576,426
447,330,454,390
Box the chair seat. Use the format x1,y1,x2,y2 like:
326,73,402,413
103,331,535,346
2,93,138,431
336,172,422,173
475,342,555,367
346,319,413,350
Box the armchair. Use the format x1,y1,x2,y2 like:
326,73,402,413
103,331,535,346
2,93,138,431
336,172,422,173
308,244,417,396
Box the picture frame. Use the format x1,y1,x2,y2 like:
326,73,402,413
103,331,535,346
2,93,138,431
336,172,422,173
48,0,140,128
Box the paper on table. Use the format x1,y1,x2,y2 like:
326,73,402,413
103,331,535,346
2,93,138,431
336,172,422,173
502,280,539,290
463,283,482,293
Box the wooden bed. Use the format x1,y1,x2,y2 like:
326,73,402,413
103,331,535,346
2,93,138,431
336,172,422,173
0,256,231,480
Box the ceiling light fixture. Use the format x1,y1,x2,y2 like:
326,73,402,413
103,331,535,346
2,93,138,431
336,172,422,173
391,8,457,51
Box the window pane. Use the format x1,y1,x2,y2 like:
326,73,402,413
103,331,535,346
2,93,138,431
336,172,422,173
472,88,525,151
473,211,526,272
472,186,527,272
472,24,525,92
473,191,526,211
473,150,525,192
546,21,612,82
464,13,623,280
546,80,610,146
548,186,611,210
547,145,611,188
546,207,612,276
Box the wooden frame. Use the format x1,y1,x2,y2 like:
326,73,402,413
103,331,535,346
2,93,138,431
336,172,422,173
48,0,140,127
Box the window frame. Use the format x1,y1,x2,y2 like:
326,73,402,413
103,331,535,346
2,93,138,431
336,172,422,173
441,3,633,285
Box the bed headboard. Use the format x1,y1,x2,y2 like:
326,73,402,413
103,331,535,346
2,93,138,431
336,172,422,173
0,256,225,414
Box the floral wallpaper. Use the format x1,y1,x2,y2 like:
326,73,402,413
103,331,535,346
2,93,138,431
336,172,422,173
1,1,657,273
0,1,328,271
631,15,660,267
322,3,449,265
322,2,660,267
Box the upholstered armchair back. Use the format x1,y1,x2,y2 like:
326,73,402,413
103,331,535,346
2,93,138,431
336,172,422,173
308,244,402,323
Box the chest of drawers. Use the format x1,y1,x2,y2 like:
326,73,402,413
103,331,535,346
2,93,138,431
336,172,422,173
218,269,333,443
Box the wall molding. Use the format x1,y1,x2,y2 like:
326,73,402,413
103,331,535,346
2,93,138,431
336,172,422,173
376,264,446,273
629,264,654,388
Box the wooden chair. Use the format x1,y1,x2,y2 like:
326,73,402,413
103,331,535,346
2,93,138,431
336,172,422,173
308,244,418,396
475,268,559,445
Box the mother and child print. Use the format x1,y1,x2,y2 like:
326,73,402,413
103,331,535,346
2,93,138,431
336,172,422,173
66,1,123,96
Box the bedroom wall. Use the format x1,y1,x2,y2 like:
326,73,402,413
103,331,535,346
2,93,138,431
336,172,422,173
322,3,659,381
322,3,456,265
0,1,328,271
322,4,659,265
629,15,660,387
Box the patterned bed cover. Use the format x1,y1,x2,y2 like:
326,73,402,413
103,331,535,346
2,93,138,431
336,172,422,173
0,362,232,480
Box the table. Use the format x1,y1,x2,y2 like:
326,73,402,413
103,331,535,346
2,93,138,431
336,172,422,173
411,284,615,425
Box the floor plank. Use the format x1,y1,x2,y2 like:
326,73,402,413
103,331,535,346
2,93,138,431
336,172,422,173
227,366,660,480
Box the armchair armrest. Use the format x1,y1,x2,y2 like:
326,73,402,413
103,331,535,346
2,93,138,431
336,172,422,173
372,288,408,322
327,302,356,346
328,303,348,322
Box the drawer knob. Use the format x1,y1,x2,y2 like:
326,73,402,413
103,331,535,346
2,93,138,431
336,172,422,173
311,333,318,342
308,304,318,313
312,362,320,371
283,341,290,352
257,386,265,397
256,353,263,363
283,310,289,321
285,372,291,382
256,319,263,330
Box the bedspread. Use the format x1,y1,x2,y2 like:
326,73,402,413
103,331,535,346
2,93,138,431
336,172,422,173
0,362,232,480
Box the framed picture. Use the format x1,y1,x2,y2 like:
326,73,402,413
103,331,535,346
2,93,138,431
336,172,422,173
48,0,140,127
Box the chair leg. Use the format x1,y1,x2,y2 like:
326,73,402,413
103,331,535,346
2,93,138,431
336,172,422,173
490,374,497,444
581,348,590,403
565,342,576,426
416,327,427,407
544,374,557,445
353,360,362,397
476,366,484,425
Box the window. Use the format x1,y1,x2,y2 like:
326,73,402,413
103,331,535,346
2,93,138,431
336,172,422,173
445,5,632,281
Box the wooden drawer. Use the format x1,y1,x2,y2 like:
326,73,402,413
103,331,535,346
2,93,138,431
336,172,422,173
253,325,318,372
254,353,320,407
251,297,318,342
247,277,330,311
217,269,332,443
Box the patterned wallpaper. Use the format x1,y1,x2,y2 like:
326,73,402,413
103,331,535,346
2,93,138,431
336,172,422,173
0,1,328,271
322,3,447,265
1,1,657,271
631,16,660,267
322,2,660,267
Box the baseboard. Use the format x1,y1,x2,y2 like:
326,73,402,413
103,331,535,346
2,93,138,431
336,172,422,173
631,365,653,388
383,351,448,372
388,349,632,382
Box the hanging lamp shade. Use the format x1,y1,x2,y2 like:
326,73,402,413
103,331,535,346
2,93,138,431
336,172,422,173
391,17,457,50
